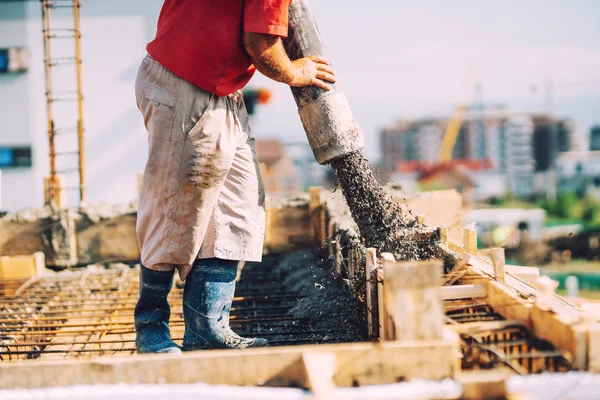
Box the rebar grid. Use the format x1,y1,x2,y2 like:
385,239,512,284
0,257,358,362
444,300,573,374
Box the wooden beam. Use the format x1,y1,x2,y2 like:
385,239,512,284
490,248,506,284
448,320,527,335
439,226,449,246
309,186,327,248
505,265,540,287
458,250,600,371
383,257,444,341
263,198,312,254
457,370,507,400
463,227,477,254
377,268,387,341
0,341,458,390
347,242,362,280
263,196,272,255
302,352,336,400
440,284,486,300
365,248,379,340
327,219,338,258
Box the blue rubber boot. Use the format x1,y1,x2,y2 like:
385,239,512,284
134,265,182,354
183,258,269,350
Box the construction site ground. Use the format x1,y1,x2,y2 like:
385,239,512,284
1,188,600,399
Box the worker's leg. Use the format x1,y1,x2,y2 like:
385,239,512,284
134,266,180,353
183,95,267,350
182,258,268,349
133,55,238,353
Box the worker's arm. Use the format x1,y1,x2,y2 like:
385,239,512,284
243,32,336,91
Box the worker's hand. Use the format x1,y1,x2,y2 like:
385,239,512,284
289,55,336,91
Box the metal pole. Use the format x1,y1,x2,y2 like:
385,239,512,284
73,0,86,203
41,0,57,206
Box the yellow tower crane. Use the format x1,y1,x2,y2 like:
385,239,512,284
438,72,474,163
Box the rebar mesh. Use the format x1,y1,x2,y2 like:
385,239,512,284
0,257,345,362
444,300,573,374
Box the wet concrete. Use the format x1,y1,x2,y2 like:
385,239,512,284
329,152,440,263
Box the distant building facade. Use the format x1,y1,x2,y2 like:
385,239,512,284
501,116,536,197
556,151,600,198
381,111,573,199
590,125,600,151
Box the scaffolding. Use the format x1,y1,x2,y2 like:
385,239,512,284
41,0,86,206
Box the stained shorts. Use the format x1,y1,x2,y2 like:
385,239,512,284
135,55,265,279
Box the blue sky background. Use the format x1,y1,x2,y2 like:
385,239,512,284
249,0,600,160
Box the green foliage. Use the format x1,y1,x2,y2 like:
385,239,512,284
581,195,600,230
534,192,578,219
555,192,578,219
488,192,600,230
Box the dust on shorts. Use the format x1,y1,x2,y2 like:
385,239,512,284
134,55,265,278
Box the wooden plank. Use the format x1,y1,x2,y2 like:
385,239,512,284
448,238,600,372
365,248,379,340
264,201,312,254
457,370,507,400
439,226,449,246
485,280,534,329
586,323,600,372
327,220,342,274
263,196,271,255
302,352,336,400
383,258,444,341
377,268,386,341
459,250,600,371
440,284,486,300
448,320,527,335
530,306,587,370
505,265,540,287
0,252,45,281
490,248,506,284
309,186,327,248
463,227,477,254
398,190,463,241
0,340,458,390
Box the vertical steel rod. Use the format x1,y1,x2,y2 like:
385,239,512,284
73,0,86,203
41,0,57,206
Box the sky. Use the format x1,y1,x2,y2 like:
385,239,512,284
248,0,600,160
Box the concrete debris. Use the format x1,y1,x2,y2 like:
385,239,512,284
1,205,54,223
79,202,138,224
276,250,367,343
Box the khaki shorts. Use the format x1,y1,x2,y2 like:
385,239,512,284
135,56,265,277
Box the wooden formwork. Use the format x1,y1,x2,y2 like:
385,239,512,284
3,186,598,394
0,186,461,392
0,339,459,391
369,224,600,373
310,186,600,374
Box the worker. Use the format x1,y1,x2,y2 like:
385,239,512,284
134,0,336,354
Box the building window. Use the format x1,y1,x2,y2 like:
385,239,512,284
0,147,33,168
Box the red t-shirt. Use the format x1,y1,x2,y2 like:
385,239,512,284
147,0,291,97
